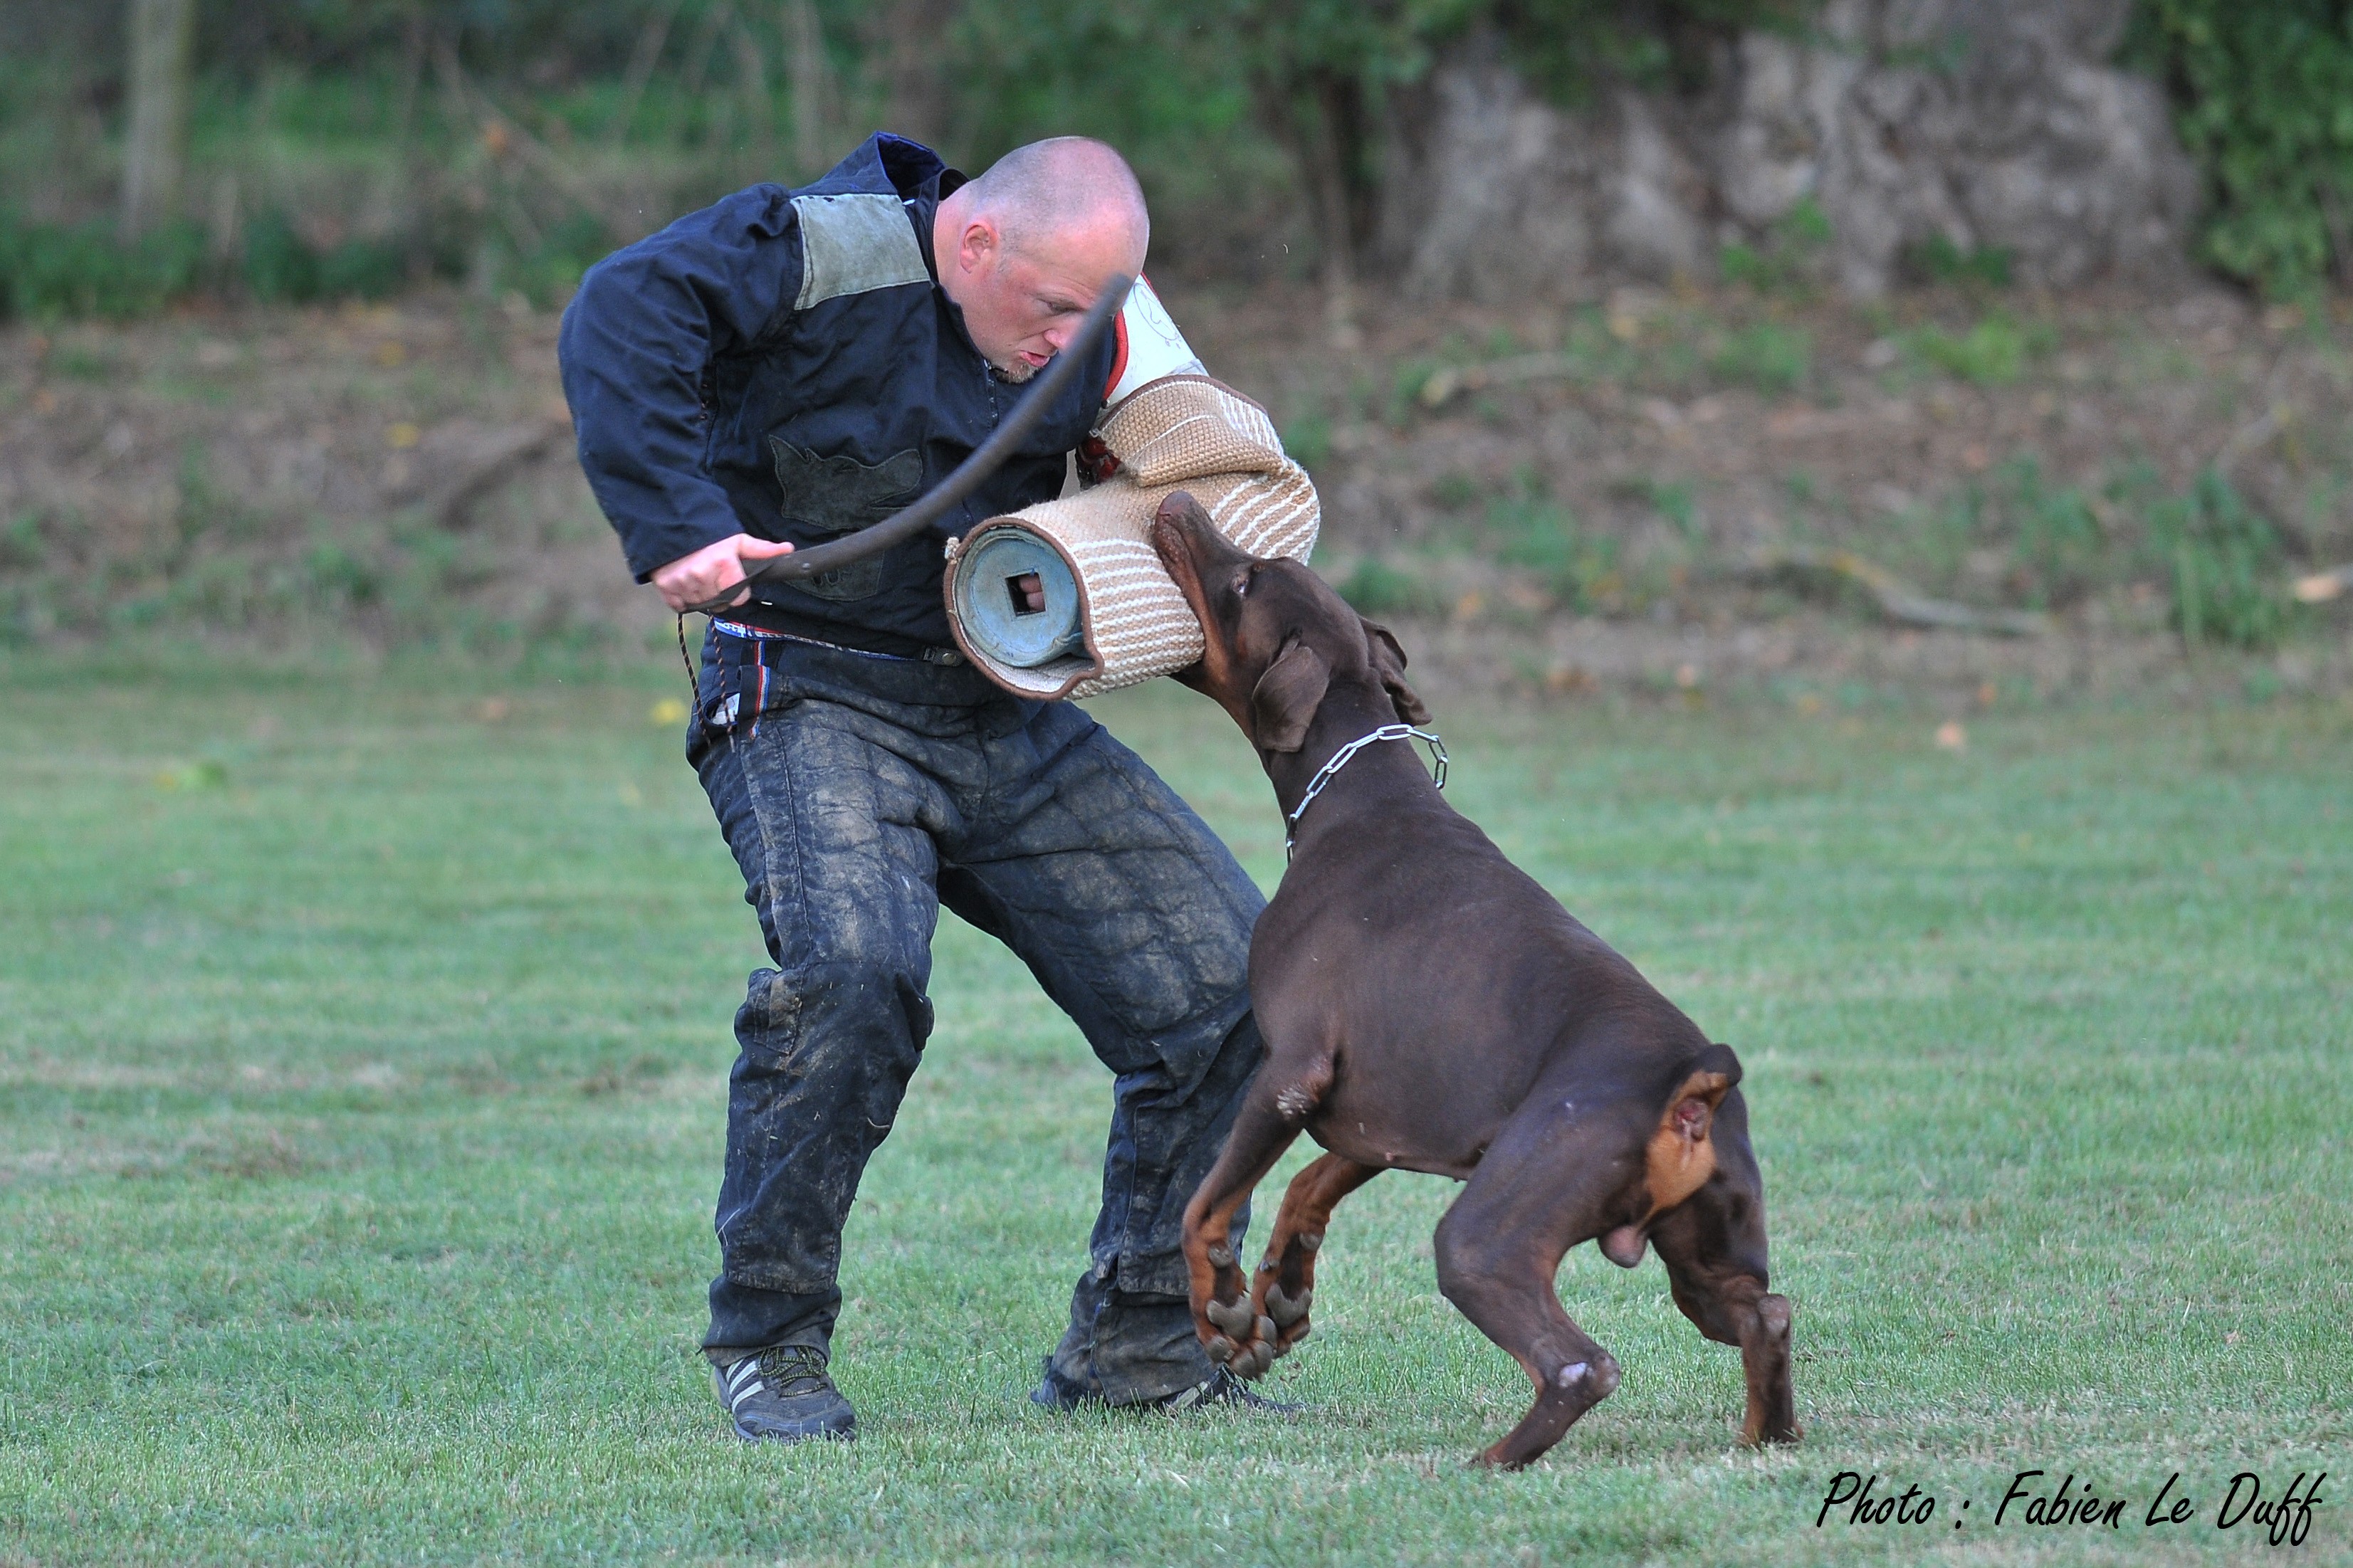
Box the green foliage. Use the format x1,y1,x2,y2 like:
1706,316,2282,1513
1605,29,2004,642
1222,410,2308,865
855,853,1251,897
1879,455,2305,635
23,0,1815,323
1430,470,1482,511
1487,470,1626,611
948,1,1263,173
1336,553,1447,616
1904,315,2048,386
193,0,785,83
2147,466,2295,648
0,512,46,573
1903,233,2013,288
2000,461,2106,610
3,0,2348,318
316,232,410,300
0,215,205,320
1279,409,1332,470
1613,474,1699,540
2128,0,2353,295
1720,195,1834,295
1938,456,2109,609
1716,243,1775,291
1488,0,1816,103
301,540,383,606
240,210,322,302
502,211,617,306
1709,321,1810,394
0,205,416,320
1388,357,1448,421
242,210,415,304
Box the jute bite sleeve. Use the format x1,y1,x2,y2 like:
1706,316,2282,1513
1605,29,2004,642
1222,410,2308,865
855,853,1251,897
943,374,1319,700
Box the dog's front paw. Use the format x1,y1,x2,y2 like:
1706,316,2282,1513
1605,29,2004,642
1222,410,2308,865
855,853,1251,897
1202,1293,1279,1379
1249,1224,1325,1360
1257,1276,1314,1358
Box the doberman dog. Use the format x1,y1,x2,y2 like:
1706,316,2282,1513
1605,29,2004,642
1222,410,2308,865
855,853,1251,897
1150,491,1800,1468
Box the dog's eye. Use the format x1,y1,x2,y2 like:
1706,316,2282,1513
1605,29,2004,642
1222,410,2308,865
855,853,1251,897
1231,569,1251,598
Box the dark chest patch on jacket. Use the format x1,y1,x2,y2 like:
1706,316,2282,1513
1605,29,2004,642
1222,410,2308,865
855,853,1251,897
767,440,924,601
770,441,924,536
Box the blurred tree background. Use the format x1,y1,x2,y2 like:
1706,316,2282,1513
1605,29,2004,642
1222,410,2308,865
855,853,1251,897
14,0,2334,322
2127,0,2353,296
6,0,2350,663
9,0,2345,322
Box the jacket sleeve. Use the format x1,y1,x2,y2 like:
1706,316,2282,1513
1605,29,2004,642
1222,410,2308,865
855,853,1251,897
558,186,803,582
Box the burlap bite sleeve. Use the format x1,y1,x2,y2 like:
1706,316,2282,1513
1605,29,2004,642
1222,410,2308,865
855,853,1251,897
943,374,1319,701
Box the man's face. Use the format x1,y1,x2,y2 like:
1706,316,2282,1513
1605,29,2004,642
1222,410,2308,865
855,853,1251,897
939,213,1136,382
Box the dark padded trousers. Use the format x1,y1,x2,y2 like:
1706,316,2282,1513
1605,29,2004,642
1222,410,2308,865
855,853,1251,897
687,625,1264,1404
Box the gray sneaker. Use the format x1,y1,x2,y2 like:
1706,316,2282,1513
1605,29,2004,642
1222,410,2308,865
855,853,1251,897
713,1345,856,1443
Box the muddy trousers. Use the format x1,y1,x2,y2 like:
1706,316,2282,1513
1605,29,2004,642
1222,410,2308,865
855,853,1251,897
688,626,1264,1403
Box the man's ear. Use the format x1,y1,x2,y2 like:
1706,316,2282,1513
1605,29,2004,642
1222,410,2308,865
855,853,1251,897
1359,617,1431,725
1251,637,1330,753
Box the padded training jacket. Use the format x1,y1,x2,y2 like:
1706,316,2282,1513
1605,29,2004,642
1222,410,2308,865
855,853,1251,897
558,132,1195,656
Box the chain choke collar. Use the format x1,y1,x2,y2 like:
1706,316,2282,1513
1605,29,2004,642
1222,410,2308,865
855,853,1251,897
1283,722,1448,862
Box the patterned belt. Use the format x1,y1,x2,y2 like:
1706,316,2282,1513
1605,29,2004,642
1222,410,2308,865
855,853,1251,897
711,619,964,665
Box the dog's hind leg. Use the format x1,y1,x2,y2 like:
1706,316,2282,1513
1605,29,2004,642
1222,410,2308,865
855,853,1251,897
1647,1090,1800,1445
1432,1101,1634,1469
1180,1085,1304,1379
1250,1153,1378,1360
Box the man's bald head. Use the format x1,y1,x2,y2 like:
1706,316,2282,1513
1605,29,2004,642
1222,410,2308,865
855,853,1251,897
962,137,1149,273
931,137,1150,381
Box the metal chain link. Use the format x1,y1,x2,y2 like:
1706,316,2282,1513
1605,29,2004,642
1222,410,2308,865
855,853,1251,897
1284,722,1448,861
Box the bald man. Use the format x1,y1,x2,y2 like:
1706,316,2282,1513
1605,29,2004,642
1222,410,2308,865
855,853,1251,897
560,135,1274,1442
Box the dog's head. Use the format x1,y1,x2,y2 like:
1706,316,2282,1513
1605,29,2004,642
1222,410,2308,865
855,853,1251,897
1151,490,1427,755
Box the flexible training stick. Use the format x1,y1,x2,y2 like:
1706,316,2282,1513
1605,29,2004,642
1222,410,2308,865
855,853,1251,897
684,275,1133,616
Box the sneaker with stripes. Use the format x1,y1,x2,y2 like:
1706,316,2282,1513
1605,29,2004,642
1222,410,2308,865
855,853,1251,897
712,1344,857,1443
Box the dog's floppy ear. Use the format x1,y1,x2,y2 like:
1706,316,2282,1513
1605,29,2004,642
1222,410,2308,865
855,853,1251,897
1359,617,1431,725
1251,636,1330,753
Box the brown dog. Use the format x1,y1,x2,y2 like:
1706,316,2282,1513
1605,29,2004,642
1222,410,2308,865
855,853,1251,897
1151,492,1799,1468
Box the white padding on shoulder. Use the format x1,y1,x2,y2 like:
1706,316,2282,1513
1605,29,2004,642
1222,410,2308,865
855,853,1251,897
1107,276,1204,404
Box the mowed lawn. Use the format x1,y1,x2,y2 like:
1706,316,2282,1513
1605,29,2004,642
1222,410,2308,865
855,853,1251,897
1,651,2347,1567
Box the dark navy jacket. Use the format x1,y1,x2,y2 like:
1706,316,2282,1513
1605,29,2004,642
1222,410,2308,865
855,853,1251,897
558,134,1116,654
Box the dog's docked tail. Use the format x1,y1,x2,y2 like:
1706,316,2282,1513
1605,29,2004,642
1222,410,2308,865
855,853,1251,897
1597,1041,1746,1269
1683,1041,1742,1095
1644,1042,1744,1216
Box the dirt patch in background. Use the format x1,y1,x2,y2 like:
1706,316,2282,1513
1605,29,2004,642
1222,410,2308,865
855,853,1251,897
1192,276,2353,704
3,280,2349,703
0,297,635,649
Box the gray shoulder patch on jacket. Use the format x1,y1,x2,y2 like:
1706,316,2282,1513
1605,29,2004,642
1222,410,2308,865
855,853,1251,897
793,191,930,309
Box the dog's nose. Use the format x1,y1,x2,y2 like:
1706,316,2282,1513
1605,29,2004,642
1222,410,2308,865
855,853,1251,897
1154,490,1212,540
1150,496,1208,575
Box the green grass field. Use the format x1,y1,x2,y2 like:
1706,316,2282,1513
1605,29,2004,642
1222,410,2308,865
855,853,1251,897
1,651,2347,1566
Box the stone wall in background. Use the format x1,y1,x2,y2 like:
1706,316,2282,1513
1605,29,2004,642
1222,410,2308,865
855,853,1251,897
1379,0,2202,300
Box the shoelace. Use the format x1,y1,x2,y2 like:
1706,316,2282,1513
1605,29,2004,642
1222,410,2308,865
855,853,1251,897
722,1345,834,1413
753,1345,832,1398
